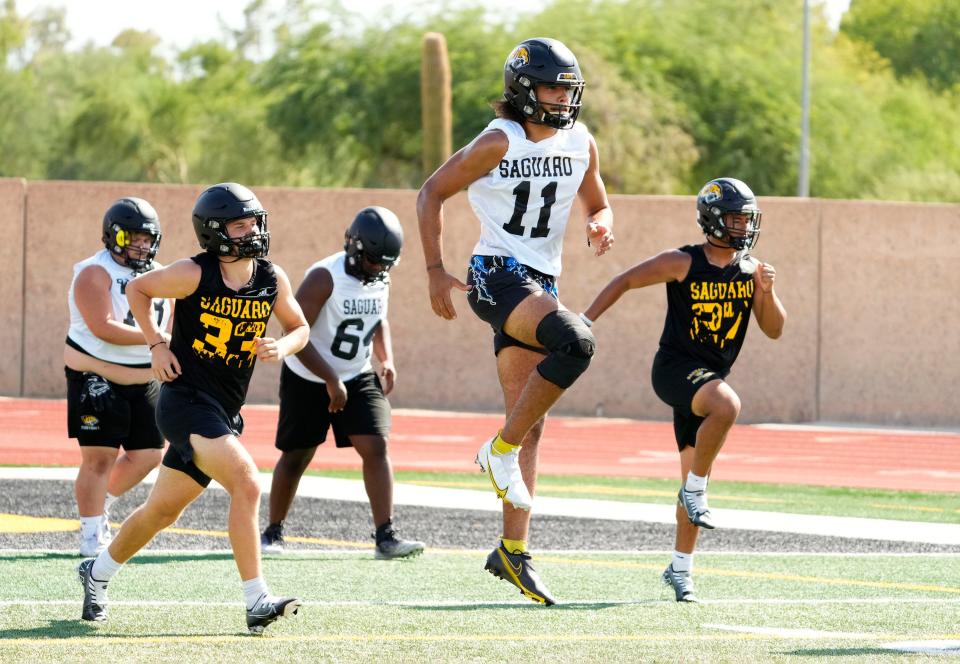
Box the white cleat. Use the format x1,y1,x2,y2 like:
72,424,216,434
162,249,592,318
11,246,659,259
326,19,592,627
475,437,533,511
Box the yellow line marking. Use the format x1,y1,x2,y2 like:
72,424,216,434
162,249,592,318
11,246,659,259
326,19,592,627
402,481,784,503
0,514,77,533
869,503,960,515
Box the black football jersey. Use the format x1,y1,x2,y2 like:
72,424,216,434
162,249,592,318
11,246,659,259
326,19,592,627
169,252,278,414
658,244,755,373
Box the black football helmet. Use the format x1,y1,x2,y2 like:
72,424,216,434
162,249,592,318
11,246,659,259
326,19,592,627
191,183,270,258
344,206,404,284
101,197,162,273
696,178,762,251
503,37,585,130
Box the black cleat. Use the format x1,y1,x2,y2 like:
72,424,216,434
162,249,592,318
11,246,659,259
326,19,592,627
374,530,425,560
484,545,556,606
78,558,108,621
662,564,699,603
260,523,285,554
246,594,302,635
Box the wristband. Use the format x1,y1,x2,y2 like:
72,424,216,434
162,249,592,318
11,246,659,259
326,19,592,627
149,340,167,350
426,262,444,272
579,312,594,328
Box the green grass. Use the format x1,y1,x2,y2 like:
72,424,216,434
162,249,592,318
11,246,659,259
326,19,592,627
298,468,960,525
1,551,958,662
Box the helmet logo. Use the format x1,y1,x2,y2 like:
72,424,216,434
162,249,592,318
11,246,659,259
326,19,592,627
509,46,529,68
700,182,723,204
556,72,579,83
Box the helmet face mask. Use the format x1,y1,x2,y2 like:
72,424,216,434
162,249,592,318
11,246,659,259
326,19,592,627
191,183,270,259
102,197,162,273
343,206,404,285
503,38,585,130
696,178,762,251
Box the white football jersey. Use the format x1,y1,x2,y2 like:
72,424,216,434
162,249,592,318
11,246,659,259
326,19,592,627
469,118,592,276
67,249,170,365
284,252,389,383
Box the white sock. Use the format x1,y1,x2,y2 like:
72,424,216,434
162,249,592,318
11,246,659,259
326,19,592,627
104,493,119,514
80,516,102,538
672,551,693,573
243,577,270,610
91,549,122,582
684,472,708,493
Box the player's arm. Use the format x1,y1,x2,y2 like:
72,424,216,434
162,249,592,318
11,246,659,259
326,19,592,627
372,318,396,395
583,250,691,323
127,259,202,382
416,130,508,320
255,265,310,362
751,261,786,339
73,265,156,346
579,136,614,257
62,344,153,385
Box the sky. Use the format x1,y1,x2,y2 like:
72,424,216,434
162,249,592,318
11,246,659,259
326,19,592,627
16,0,854,52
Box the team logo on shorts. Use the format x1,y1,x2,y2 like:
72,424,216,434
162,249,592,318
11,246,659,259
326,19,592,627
686,368,715,385
80,415,100,431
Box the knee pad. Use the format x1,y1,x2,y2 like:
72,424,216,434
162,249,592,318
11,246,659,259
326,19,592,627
535,310,596,388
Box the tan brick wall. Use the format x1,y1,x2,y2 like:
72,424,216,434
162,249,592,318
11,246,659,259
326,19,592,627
8,180,959,427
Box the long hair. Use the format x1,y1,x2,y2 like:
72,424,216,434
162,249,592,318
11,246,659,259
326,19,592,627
492,100,525,124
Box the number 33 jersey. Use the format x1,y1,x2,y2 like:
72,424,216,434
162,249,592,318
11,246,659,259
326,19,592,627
284,251,388,384
170,251,278,414
468,118,592,277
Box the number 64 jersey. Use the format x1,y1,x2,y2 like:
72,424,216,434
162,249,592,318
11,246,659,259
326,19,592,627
284,251,388,384
469,117,591,277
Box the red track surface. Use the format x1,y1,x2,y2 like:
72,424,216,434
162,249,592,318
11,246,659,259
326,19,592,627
1,397,957,492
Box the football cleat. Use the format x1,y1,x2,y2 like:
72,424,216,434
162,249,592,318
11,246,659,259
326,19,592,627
374,530,425,560
678,485,715,529
246,594,302,635
475,436,532,511
485,545,556,605
78,558,108,621
662,564,698,602
260,523,285,554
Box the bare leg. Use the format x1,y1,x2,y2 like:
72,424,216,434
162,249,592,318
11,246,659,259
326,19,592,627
76,447,118,517
351,435,392,527
106,448,162,497
499,292,564,445
674,446,699,554
191,433,264,581
268,447,317,524
689,380,741,478
106,464,204,563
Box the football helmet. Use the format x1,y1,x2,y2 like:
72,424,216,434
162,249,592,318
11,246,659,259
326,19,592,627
101,197,162,273
503,38,585,130
696,178,762,251
344,206,403,284
192,183,270,258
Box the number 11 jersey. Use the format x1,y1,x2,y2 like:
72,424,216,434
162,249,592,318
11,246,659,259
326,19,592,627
468,118,591,277
284,251,389,384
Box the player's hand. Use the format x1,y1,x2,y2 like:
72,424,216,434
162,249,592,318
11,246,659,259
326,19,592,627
754,261,776,293
327,379,348,412
254,337,283,363
80,373,113,412
380,361,397,396
151,344,181,382
428,268,471,320
587,222,614,256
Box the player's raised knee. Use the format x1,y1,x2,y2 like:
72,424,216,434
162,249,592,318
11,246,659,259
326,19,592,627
535,309,596,388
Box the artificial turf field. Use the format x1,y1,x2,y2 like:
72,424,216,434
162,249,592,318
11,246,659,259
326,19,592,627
1,549,958,662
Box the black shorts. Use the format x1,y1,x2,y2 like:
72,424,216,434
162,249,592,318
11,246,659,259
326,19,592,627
155,384,244,487
65,367,164,450
650,351,726,451
275,365,391,451
466,255,557,356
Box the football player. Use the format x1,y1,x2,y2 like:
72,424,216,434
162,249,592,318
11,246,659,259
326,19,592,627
582,177,786,602
417,37,614,605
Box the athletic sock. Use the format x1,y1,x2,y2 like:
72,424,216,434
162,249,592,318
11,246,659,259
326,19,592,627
684,472,708,493
491,432,520,456
80,516,101,539
103,493,119,514
501,537,528,555
243,577,271,610
91,549,122,582
671,551,693,573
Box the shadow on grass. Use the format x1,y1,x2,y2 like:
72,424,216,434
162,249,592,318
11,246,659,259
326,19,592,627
410,600,658,611
1,619,100,640
781,648,900,657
